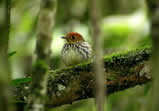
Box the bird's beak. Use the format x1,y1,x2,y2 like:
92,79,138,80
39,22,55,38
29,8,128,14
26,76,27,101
61,36,67,39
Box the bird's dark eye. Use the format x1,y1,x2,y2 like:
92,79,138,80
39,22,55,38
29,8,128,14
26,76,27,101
71,36,75,40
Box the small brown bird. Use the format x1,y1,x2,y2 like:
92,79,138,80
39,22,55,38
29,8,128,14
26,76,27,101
61,32,92,66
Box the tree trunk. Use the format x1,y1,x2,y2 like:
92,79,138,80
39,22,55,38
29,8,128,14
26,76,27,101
26,0,57,111
0,0,14,111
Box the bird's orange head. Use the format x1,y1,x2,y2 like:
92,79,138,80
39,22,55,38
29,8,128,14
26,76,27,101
61,32,85,44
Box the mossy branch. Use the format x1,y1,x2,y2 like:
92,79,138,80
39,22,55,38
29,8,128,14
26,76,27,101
13,47,152,108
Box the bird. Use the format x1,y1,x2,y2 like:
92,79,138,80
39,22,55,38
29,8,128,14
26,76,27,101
61,32,92,66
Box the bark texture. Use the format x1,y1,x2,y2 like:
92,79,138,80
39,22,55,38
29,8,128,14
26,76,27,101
13,47,152,108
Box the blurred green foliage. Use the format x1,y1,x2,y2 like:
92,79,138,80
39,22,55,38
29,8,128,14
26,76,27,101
103,24,131,48
10,0,151,110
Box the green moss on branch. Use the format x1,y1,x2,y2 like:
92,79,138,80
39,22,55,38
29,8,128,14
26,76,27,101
13,47,152,108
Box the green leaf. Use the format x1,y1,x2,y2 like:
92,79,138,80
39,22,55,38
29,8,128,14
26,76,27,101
8,51,16,58
11,77,31,85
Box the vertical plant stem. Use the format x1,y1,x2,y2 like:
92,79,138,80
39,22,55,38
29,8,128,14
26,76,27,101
151,5,159,111
90,0,105,111
146,1,159,111
0,0,14,111
27,0,57,111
